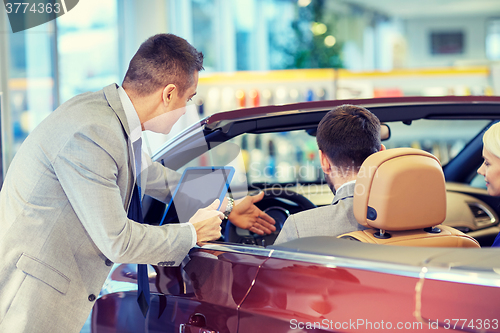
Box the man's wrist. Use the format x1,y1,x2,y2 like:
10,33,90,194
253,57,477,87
187,223,197,248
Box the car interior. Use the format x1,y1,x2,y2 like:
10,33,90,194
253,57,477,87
145,108,500,249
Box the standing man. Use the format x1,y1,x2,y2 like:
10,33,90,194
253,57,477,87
274,104,385,244
0,34,274,332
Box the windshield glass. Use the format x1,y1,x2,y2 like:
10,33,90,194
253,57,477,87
177,119,491,186
383,119,491,166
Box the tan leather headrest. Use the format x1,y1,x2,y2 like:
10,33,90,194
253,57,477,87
353,148,446,231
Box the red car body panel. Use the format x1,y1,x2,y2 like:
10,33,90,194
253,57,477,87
92,246,500,333
239,257,500,332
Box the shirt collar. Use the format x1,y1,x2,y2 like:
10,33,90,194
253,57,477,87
117,86,142,142
336,179,356,194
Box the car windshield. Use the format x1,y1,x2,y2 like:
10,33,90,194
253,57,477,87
177,119,491,186
383,119,491,166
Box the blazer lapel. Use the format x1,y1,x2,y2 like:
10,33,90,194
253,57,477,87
103,84,131,137
103,84,135,209
140,158,148,200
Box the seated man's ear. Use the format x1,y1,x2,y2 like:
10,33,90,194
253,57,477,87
380,144,386,151
319,150,332,174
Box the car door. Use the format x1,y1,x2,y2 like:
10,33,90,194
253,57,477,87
92,245,270,333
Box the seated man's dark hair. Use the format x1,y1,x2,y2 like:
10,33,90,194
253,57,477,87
122,33,204,96
316,104,381,170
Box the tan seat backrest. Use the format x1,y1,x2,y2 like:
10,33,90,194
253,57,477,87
340,148,480,248
353,148,446,231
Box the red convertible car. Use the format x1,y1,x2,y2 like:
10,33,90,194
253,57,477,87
92,96,500,333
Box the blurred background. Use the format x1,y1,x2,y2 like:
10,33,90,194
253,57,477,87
1,0,500,182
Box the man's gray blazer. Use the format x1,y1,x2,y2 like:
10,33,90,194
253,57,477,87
274,182,367,244
0,84,194,332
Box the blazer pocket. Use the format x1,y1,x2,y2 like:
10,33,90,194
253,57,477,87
16,253,71,295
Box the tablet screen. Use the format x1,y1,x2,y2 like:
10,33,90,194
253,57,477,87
160,167,235,224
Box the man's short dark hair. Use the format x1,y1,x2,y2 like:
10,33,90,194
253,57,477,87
316,104,381,170
122,34,204,96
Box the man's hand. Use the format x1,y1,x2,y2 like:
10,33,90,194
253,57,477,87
228,192,276,235
190,199,224,245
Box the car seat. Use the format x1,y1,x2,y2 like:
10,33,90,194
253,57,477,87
338,148,480,247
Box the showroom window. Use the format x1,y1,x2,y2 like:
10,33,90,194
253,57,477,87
0,0,119,182
486,18,500,60
0,16,58,180
57,0,119,103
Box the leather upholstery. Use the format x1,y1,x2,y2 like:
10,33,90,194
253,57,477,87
339,148,480,248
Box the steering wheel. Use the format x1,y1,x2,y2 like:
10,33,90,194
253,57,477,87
224,188,317,246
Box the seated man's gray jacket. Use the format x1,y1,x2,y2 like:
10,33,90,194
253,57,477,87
0,84,194,333
274,182,367,244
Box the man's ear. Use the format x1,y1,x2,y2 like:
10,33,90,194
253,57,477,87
319,150,332,174
162,84,177,106
380,144,386,151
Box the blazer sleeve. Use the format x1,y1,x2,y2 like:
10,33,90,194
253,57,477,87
274,214,299,245
52,123,193,266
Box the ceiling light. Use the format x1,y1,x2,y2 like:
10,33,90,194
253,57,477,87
324,35,336,47
311,22,327,36
298,0,311,7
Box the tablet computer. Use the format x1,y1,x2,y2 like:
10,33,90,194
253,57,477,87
160,166,235,225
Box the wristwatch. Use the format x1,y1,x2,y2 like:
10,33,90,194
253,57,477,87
224,197,234,219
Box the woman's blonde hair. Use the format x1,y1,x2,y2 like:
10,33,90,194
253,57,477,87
483,122,500,158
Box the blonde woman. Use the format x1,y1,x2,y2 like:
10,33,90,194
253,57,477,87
477,122,500,247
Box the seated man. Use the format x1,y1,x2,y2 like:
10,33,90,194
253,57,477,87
274,104,385,244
